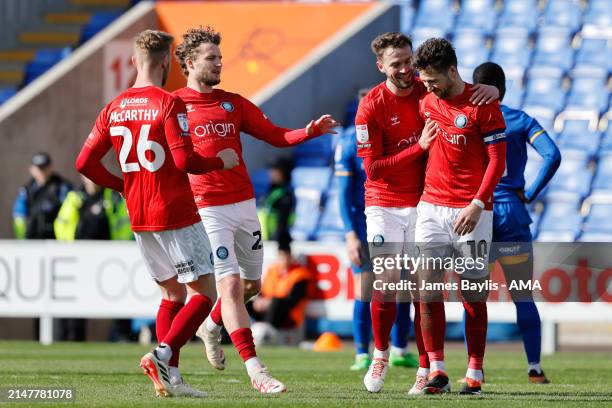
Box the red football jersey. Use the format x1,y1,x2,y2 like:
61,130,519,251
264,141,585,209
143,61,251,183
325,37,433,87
174,87,293,208
355,81,427,207
86,86,200,231
419,83,506,210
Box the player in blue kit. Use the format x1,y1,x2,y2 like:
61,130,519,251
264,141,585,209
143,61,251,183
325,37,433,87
334,124,418,371
472,62,561,384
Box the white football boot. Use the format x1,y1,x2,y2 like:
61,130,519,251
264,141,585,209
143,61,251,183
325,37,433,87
196,322,226,370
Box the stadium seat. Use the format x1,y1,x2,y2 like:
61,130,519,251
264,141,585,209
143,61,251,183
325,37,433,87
502,85,523,109
583,0,612,28
492,27,532,69
557,119,601,155
542,0,583,33
498,0,539,33
411,26,448,49
583,203,612,233
578,231,612,242
537,202,582,240
591,153,612,196
456,0,497,34
250,169,270,205
290,167,332,241
575,38,611,71
600,123,612,152
23,47,72,85
522,106,556,137
399,2,415,34
566,77,609,112
0,86,17,104
414,0,455,34
523,77,566,112
80,11,123,43
532,26,574,71
315,180,345,242
456,47,489,71
293,133,336,167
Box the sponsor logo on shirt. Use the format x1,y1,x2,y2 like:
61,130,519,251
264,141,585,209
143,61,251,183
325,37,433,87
177,113,189,133
390,116,400,126
372,234,385,247
454,114,468,129
220,101,234,112
356,124,371,148
193,121,236,138
397,132,420,147
119,97,148,109
186,104,196,113
440,129,467,145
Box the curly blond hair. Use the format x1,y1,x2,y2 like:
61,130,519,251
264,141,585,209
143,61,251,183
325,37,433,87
174,26,221,76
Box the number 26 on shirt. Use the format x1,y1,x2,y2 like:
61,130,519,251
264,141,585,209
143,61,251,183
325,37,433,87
110,125,165,173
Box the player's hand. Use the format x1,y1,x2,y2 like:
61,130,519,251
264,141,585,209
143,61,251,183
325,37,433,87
217,148,240,169
470,83,499,106
346,230,364,266
453,203,483,236
516,189,529,203
306,114,340,136
419,119,437,150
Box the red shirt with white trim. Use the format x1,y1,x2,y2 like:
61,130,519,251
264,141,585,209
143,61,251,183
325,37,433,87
419,83,506,210
355,81,427,207
86,86,200,231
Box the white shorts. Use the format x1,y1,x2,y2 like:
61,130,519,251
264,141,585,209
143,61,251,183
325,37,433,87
415,201,493,279
134,222,213,284
365,206,417,258
199,198,263,281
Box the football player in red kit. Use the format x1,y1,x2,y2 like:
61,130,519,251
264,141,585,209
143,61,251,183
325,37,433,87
356,32,499,395
75,30,239,398
414,38,507,395
173,26,339,393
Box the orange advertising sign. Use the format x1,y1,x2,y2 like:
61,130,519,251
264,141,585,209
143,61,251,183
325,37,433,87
156,1,377,96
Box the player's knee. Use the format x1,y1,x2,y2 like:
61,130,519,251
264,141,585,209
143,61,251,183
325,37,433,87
219,276,244,301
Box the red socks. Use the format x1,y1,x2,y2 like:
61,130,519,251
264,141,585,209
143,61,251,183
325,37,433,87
464,301,487,370
230,327,257,362
162,294,213,361
210,298,223,326
156,299,184,367
419,301,445,362
412,302,430,368
371,300,396,351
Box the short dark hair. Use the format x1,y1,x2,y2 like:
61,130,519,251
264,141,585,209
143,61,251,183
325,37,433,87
175,26,222,76
370,32,412,60
413,38,457,73
473,62,506,102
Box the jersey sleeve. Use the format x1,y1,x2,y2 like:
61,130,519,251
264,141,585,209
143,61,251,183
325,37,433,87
355,99,382,158
85,104,112,153
478,101,506,145
164,95,194,150
521,111,546,145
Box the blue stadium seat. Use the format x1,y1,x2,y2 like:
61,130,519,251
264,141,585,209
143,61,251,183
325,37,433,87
583,203,612,232
250,169,270,205
411,26,448,49
537,202,582,240
492,27,531,69
81,11,123,44
498,0,539,33
522,106,556,137
566,74,609,112
578,231,612,242
590,153,612,196
600,123,612,152
453,27,486,51
293,133,336,167
532,26,574,71
456,0,497,34
315,180,345,242
0,86,17,104
457,47,489,71
502,85,524,109
414,0,455,34
542,0,583,33
399,2,415,34
290,167,332,241
523,75,566,112
575,38,610,71
23,47,72,86
529,211,540,238
584,0,612,27
557,119,601,155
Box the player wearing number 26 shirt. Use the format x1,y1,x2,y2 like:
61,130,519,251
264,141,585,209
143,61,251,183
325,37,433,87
75,30,240,399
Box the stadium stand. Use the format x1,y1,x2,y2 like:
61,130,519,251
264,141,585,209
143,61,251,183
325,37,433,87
0,0,135,104
285,0,612,243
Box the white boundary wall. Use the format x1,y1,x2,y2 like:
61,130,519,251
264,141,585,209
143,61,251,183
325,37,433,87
0,240,610,351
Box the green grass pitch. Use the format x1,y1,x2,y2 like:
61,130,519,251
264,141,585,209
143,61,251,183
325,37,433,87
0,341,611,407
